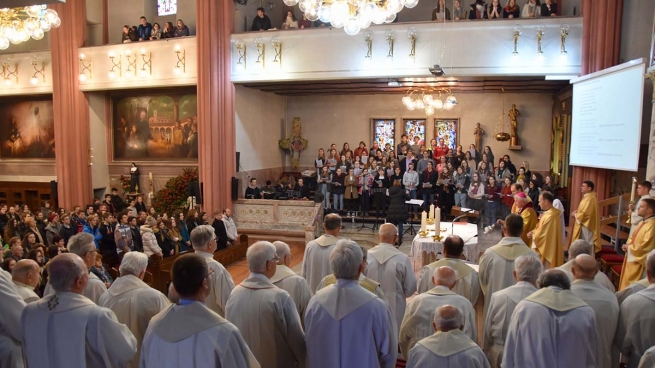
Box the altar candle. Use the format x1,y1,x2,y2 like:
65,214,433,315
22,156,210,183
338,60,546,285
149,172,153,181
630,177,637,202
421,211,427,233
429,205,435,219
435,208,441,232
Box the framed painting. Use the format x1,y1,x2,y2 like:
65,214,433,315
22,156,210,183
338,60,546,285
434,118,460,151
0,99,55,159
112,91,197,161
403,119,426,145
371,118,395,149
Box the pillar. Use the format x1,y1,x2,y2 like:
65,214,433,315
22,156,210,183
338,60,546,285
645,73,655,184
50,0,92,209
569,0,623,210
196,0,236,212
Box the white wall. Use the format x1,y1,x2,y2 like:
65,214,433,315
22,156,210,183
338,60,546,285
88,92,110,190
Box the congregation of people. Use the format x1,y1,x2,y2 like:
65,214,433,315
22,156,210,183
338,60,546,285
121,16,190,43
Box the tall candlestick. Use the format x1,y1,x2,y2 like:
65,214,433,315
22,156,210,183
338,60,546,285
421,211,427,233
429,204,435,219
630,177,637,202
435,208,441,233
149,172,153,180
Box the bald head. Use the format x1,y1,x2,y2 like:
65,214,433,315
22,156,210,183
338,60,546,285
572,254,597,281
48,253,88,293
432,266,457,289
378,223,398,244
433,305,463,332
12,259,40,288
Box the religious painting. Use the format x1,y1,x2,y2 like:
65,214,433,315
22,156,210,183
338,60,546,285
403,119,425,145
371,118,395,148
434,118,460,151
0,99,55,159
157,0,177,15
112,91,198,161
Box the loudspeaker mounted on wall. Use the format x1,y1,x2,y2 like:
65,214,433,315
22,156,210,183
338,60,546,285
231,177,239,200
188,181,203,205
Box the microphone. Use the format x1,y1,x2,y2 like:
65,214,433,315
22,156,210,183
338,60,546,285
463,234,478,244
452,209,474,234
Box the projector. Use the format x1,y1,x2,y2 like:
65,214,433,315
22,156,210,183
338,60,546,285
429,65,445,76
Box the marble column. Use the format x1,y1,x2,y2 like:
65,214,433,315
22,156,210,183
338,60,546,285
50,0,92,209
645,72,655,184
196,0,236,212
569,0,623,212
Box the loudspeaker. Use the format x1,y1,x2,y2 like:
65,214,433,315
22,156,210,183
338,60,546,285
236,152,241,172
188,181,203,205
231,177,239,200
50,180,58,200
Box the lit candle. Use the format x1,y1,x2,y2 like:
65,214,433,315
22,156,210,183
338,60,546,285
421,211,427,233
149,172,153,181
630,177,637,202
435,208,441,233
429,204,435,219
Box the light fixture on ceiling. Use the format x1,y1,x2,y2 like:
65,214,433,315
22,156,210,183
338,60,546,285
173,44,185,75
401,86,457,116
0,5,60,50
29,55,44,85
287,0,417,36
494,88,511,141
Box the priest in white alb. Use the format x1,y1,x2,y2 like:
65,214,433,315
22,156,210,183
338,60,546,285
639,346,655,368
0,263,26,368
304,239,397,368
44,232,107,303
617,277,650,305
303,214,341,292
365,223,417,329
140,254,259,368
615,250,655,368
98,252,170,368
406,305,490,368
12,259,41,303
417,235,480,305
22,253,137,368
558,239,615,291
271,241,312,323
226,241,306,368
190,225,235,316
399,266,476,359
482,255,541,368
479,214,539,317
503,269,599,368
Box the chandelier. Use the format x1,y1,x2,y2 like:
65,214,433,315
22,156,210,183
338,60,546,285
401,87,458,116
0,5,61,50
494,88,511,141
284,0,418,36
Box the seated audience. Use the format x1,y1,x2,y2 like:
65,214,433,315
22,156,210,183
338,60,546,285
294,178,311,200
453,0,466,20
298,13,312,29
137,16,152,41
162,21,175,38
245,178,262,199
222,208,238,245
541,0,557,16
174,19,190,37
122,25,133,43
522,0,541,17
282,11,298,29
432,0,451,21
469,0,488,19
150,22,162,40
252,7,272,31
504,0,520,18
487,0,503,18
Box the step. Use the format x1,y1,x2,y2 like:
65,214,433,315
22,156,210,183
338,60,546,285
601,224,629,241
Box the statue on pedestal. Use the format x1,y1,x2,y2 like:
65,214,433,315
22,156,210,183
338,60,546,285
279,117,308,169
473,122,485,151
129,163,140,193
509,104,521,146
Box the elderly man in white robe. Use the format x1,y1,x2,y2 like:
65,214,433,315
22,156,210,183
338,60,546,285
479,214,539,317
141,254,259,368
366,223,417,329
99,252,170,368
226,241,306,368
305,239,397,368
558,239,615,292
503,269,599,368
617,277,650,305
12,259,41,303
44,232,107,303
639,346,655,368
271,241,312,323
417,235,480,305
407,305,490,368
190,225,234,317
400,266,476,359
483,255,542,368
0,264,26,368
303,214,341,292
615,250,655,368
22,253,137,368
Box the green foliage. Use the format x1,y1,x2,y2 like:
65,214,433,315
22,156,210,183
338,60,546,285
154,167,198,215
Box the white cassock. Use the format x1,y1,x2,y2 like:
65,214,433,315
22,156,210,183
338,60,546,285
225,273,306,368
98,274,170,368
13,281,39,303
553,198,567,246
140,301,260,368
44,271,107,304
482,281,537,368
270,265,313,325
302,234,338,292
558,259,615,292
399,285,476,360
639,345,655,368
615,284,655,368
196,251,234,317
0,268,26,368
616,278,649,305
570,279,619,368
22,292,137,368
365,242,417,329
478,237,539,317
316,273,388,303
304,279,397,368
407,329,491,368
417,257,480,305
502,286,599,368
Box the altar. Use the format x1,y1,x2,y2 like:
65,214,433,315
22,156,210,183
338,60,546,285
411,222,480,267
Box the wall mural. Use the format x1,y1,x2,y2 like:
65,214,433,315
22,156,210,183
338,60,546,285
0,100,55,159
113,92,198,160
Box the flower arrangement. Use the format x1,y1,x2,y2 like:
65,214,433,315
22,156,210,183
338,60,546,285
154,167,199,215
118,175,131,194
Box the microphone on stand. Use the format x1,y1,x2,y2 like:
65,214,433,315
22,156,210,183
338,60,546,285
451,209,473,234
463,234,478,244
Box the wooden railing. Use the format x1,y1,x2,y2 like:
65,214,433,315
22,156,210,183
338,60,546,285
598,193,630,226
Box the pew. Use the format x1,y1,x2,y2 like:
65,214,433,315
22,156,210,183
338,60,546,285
147,234,249,295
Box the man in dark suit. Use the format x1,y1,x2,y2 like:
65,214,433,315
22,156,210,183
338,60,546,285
399,150,418,177
211,210,228,250
294,178,311,200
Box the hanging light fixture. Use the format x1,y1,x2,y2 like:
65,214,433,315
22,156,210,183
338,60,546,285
494,88,511,141
0,5,61,50
401,86,457,116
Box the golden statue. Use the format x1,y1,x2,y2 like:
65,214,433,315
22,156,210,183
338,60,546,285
508,104,521,146
473,122,485,151
279,117,308,169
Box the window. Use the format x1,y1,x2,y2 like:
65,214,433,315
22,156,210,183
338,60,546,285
157,0,177,16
